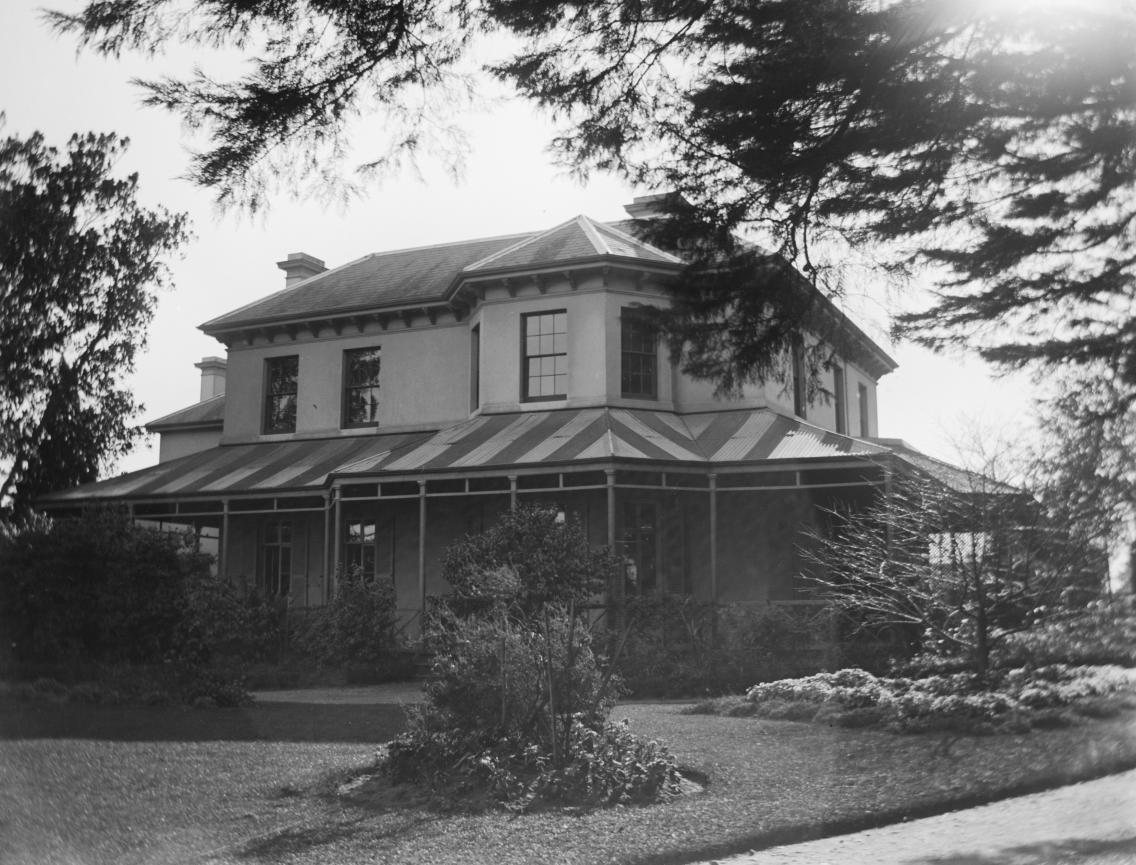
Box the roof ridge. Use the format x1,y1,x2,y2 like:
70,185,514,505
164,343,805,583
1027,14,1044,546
463,216,586,272
595,219,684,264
767,406,892,454
576,214,612,256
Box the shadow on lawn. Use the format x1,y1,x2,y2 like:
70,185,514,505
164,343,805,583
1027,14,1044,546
0,700,409,743
921,836,1136,864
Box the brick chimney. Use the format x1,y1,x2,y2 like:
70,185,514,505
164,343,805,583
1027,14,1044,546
195,356,227,401
276,252,327,288
623,192,687,220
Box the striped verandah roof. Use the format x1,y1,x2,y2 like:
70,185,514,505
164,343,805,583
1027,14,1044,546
38,407,890,508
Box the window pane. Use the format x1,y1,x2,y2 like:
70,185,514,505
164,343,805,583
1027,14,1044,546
553,312,566,333
553,332,567,353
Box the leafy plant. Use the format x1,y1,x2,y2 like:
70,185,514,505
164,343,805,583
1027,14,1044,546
386,506,679,809
295,566,400,667
441,505,620,617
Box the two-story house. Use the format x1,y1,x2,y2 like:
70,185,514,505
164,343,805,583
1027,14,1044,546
42,196,947,633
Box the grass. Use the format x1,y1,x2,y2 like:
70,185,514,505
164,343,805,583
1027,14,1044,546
2,697,1135,864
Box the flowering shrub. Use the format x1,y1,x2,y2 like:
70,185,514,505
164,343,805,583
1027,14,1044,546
742,665,1136,731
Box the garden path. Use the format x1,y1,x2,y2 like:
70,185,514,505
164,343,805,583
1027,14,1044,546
703,768,1136,865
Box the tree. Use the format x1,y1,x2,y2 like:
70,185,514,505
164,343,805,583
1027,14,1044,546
0,128,189,517
1031,368,1136,594
806,469,1101,678
49,1,1136,399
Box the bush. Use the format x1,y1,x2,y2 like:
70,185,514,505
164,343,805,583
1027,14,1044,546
441,505,621,616
294,567,401,668
615,597,835,697
0,512,258,706
734,664,1136,732
385,507,680,809
177,575,286,666
996,598,1136,668
388,607,678,808
0,511,209,665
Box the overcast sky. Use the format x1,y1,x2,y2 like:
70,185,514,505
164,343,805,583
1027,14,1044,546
2,0,1041,476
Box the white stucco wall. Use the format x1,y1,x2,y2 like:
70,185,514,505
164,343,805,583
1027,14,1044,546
212,273,886,442
157,427,223,462
221,322,470,442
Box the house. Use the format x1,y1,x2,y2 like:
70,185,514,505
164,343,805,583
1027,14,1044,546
40,196,937,634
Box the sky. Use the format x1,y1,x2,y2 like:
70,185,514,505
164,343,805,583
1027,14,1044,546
1,0,1042,477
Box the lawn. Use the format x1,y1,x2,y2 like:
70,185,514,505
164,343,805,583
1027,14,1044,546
2,697,1135,865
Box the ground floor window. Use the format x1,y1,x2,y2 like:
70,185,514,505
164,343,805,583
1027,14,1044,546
345,519,376,578
262,520,292,597
344,516,395,581
620,500,658,595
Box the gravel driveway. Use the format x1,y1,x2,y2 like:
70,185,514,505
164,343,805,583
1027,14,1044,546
707,768,1136,865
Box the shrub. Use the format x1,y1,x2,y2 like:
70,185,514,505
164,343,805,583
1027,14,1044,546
177,575,286,666
294,567,401,667
386,507,679,809
736,664,1136,733
997,598,1136,668
615,597,835,697
441,505,621,616
0,511,209,665
387,607,678,808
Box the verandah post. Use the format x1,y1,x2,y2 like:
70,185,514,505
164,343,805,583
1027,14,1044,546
709,471,719,646
220,498,230,582
418,479,427,641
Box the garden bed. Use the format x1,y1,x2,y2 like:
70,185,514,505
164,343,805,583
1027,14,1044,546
3,696,1136,864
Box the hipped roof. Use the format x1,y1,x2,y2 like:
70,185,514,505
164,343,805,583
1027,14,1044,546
200,216,682,335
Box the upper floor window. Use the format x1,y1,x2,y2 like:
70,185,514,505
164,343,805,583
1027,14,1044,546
343,347,382,427
470,324,481,412
522,310,567,401
263,355,298,434
621,311,658,399
833,365,847,435
791,335,807,419
858,382,870,437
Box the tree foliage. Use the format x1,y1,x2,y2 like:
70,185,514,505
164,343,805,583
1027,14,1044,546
49,0,1136,397
441,504,619,615
806,470,1103,677
0,128,188,516
1030,368,1136,592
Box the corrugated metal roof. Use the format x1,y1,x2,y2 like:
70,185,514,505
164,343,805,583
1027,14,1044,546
877,439,1020,495
146,395,225,431
39,432,431,503
42,408,889,504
